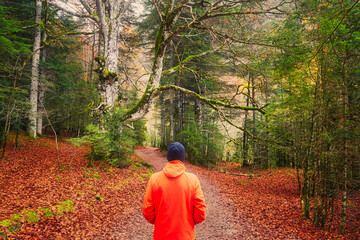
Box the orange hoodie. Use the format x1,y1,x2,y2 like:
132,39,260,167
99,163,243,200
143,160,206,240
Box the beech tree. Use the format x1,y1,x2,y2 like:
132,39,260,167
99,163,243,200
123,0,283,123
80,0,133,110
29,0,42,138
50,0,134,111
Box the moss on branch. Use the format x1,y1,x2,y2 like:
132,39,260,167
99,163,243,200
123,84,154,120
122,84,266,122
156,84,267,114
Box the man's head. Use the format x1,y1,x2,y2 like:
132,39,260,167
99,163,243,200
166,142,185,162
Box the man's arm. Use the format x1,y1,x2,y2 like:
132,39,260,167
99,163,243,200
143,177,156,224
193,177,206,225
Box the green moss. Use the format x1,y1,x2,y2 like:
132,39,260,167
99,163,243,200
26,211,39,223
135,173,144,183
154,23,164,55
56,200,75,214
93,174,101,179
10,214,21,221
94,55,105,62
124,84,154,120
103,69,117,78
41,208,53,218
0,220,11,227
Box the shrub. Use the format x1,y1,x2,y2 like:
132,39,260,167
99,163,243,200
72,107,147,168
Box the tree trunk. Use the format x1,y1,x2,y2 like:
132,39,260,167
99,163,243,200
178,90,185,142
195,97,202,126
37,31,47,135
93,0,132,110
251,72,256,164
160,93,167,149
339,142,348,234
339,61,349,235
101,29,120,108
169,88,174,143
29,0,42,138
242,75,250,166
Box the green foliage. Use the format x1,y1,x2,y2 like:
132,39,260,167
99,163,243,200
93,174,101,179
41,208,53,218
102,109,134,168
56,200,75,215
0,220,11,227
0,3,31,149
26,211,39,223
75,124,107,166
74,107,147,168
178,112,224,166
0,5,31,58
251,0,360,232
140,160,152,169
42,26,97,136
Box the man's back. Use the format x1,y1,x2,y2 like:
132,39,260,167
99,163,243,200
143,159,206,240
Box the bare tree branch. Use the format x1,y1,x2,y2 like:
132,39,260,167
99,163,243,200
49,1,98,22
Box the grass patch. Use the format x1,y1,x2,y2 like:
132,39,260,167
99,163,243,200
0,220,11,227
41,208,53,218
0,198,76,237
93,174,101,179
26,211,39,223
135,173,144,183
56,200,76,215
0,214,26,237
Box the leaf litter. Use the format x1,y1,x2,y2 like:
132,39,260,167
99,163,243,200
0,136,359,239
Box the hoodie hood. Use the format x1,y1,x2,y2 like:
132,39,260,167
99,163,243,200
163,160,186,178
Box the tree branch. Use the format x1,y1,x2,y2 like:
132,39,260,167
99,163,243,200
49,1,98,22
154,84,266,114
161,40,227,76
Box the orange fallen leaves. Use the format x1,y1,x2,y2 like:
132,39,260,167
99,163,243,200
0,134,150,239
190,163,360,239
1,136,359,239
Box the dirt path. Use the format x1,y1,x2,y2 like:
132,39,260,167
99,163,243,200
123,147,238,239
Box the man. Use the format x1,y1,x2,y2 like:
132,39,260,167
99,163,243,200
143,142,207,240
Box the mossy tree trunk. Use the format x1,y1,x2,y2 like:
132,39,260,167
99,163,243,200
94,0,123,110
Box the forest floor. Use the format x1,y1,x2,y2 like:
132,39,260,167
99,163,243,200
0,135,359,239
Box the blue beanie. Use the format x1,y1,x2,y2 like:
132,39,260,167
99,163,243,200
166,142,185,162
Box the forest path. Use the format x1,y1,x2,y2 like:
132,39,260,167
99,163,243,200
122,147,238,239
